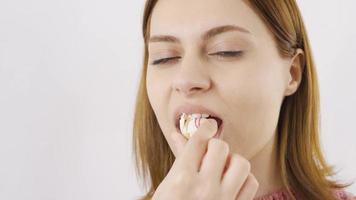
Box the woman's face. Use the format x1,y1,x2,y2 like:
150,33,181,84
146,0,301,159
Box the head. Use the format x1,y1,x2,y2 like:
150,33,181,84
146,0,303,160
133,0,348,199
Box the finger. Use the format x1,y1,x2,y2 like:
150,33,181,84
166,129,188,158
199,138,230,182
235,173,259,200
222,153,232,176
221,154,251,196
177,118,218,172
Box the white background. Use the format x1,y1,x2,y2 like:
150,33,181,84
0,0,355,199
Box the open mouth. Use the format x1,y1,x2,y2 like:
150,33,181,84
175,114,223,137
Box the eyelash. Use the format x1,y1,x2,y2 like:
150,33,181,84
151,51,243,65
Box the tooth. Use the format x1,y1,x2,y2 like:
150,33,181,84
191,113,201,118
202,114,210,118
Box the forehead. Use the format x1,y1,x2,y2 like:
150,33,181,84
149,0,265,39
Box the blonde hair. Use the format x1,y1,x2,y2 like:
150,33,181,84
132,0,350,199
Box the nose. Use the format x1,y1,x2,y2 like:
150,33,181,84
172,54,211,96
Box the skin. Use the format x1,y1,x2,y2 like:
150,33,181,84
146,0,304,199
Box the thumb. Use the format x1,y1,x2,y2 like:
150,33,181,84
167,131,187,158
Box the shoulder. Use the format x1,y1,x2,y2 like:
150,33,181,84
255,188,356,200
332,188,356,200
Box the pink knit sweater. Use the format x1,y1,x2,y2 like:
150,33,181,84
254,188,356,200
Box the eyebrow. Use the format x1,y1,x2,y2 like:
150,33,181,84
148,25,251,44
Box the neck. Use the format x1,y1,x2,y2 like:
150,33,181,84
249,133,284,198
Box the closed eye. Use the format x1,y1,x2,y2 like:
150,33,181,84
150,51,243,65
151,56,181,65
209,51,243,58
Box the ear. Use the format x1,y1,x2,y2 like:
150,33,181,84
284,48,305,96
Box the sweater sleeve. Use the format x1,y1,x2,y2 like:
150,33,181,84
333,189,356,200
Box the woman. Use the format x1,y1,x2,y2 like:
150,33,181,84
133,0,355,199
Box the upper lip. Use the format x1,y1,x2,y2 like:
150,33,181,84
173,104,223,132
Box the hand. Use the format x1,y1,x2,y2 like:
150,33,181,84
152,118,259,200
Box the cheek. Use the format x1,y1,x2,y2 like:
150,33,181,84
224,72,283,126
146,72,157,108
146,70,171,135
222,62,285,111
146,69,165,107
219,64,285,157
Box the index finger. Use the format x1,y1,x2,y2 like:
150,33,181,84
165,128,188,158
176,118,218,172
